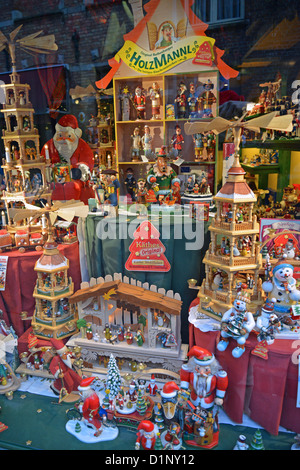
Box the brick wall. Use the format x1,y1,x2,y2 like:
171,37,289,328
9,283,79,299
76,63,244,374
0,0,299,146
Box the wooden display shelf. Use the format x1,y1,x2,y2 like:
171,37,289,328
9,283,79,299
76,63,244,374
241,139,299,201
113,70,220,195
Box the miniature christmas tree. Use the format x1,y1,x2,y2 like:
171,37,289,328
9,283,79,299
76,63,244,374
105,354,122,399
154,403,165,431
125,220,170,272
102,389,111,410
136,389,147,416
249,429,265,450
75,422,81,433
154,432,164,450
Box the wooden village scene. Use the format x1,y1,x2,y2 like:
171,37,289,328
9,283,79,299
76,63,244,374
67,273,186,375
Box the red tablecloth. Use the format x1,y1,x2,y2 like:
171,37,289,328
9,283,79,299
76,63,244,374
189,297,300,435
0,242,82,337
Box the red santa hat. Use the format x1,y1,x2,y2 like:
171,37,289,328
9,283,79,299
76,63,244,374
50,338,68,355
150,374,155,382
187,345,215,366
160,381,180,399
55,114,82,139
137,420,154,433
78,376,95,391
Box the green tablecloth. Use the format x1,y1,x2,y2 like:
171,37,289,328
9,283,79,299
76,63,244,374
84,213,210,345
0,390,295,450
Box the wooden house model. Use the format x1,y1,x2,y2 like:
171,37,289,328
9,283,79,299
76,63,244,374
67,273,187,373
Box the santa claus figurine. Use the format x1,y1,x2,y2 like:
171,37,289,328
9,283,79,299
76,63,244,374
146,374,158,396
78,376,102,436
135,420,158,450
41,114,95,204
48,338,82,396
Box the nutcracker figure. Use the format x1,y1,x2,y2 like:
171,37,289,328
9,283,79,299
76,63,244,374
198,80,216,118
149,81,161,120
134,86,146,120
171,125,184,158
174,82,187,118
180,345,228,448
187,82,198,118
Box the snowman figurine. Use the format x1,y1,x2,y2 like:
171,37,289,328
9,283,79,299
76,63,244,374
283,238,297,260
217,288,255,358
256,298,280,344
262,257,300,322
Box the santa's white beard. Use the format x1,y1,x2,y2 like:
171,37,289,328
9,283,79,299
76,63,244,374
54,136,78,161
61,354,73,369
194,374,207,397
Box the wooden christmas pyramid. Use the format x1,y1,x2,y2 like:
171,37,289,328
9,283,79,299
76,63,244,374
194,153,263,320
0,26,57,238
31,230,78,340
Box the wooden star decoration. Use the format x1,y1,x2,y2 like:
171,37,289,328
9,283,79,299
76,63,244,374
103,288,116,301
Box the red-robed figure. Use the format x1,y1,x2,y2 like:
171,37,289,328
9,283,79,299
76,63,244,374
78,377,102,436
41,114,95,204
48,338,82,395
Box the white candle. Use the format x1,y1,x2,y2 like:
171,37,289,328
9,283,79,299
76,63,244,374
45,144,50,160
5,147,11,163
1,211,5,226
41,214,47,229
107,154,111,168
